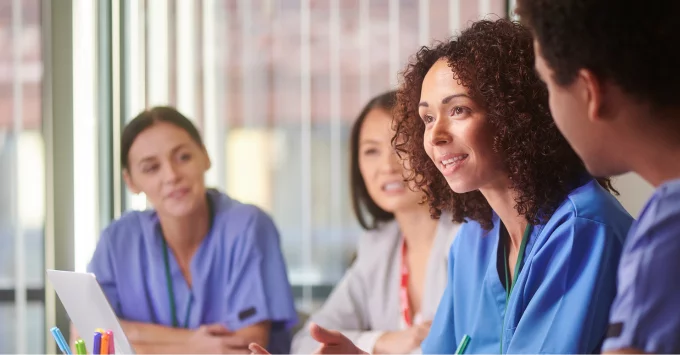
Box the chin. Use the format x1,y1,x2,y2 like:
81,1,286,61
584,160,629,179
445,178,478,194
163,200,198,217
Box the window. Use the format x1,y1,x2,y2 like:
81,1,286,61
115,0,506,312
0,0,46,353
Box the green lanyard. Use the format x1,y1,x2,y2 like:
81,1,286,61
500,223,533,354
162,237,193,328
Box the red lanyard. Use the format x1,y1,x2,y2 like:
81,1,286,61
400,238,412,327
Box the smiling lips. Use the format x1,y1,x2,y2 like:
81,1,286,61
382,181,405,192
167,187,190,200
439,153,469,175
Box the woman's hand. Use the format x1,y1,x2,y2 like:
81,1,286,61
189,324,251,354
249,323,368,355
372,322,432,354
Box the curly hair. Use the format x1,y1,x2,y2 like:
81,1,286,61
516,0,680,111
393,19,616,230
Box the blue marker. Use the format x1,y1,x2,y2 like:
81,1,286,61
50,327,72,355
93,332,102,355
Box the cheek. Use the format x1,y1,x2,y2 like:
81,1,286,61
423,138,435,161
358,161,374,186
135,177,163,199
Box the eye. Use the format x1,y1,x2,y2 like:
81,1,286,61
178,152,192,161
363,148,379,156
451,106,471,117
141,164,159,174
421,114,435,124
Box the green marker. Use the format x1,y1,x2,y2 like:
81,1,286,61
74,339,87,355
455,334,471,354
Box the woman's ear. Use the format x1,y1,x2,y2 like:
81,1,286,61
202,145,212,171
123,169,141,194
578,68,609,123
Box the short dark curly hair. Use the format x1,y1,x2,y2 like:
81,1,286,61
516,0,680,111
393,19,615,230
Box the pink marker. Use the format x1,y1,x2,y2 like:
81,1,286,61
105,331,114,354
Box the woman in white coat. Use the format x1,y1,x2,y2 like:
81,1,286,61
291,91,460,354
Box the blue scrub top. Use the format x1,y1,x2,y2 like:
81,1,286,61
603,178,680,354
422,179,633,354
87,189,298,354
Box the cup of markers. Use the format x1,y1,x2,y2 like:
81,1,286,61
50,326,115,355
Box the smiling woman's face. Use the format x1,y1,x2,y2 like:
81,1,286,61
124,121,211,217
419,59,506,193
358,107,424,213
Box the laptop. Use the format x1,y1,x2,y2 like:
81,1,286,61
46,269,135,354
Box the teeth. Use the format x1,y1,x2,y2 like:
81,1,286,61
442,155,466,165
383,182,404,191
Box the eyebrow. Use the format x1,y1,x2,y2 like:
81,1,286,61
359,139,382,145
418,94,470,108
136,143,189,165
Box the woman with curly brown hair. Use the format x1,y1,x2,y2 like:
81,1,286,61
393,19,633,354
249,19,634,355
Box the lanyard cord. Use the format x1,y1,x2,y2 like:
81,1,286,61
500,223,533,354
160,193,214,328
162,238,193,328
400,238,412,327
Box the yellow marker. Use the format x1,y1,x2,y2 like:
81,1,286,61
95,328,105,334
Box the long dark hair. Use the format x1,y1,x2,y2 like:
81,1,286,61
121,106,204,170
350,91,399,230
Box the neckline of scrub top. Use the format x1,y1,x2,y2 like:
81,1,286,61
500,222,533,354
160,193,216,328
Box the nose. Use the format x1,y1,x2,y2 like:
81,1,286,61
162,161,181,184
379,147,402,174
429,115,452,147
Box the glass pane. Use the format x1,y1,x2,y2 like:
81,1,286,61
0,302,45,354
0,135,16,288
123,0,506,311
0,0,45,353
0,303,15,354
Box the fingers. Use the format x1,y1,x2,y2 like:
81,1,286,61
220,336,251,348
202,323,231,335
414,322,432,342
249,343,270,355
309,323,347,346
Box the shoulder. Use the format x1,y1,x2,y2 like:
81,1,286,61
209,190,281,253
627,179,680,249
99,209,155,248
452,217,488,246
354,219,400,268
357,219,399,249
636,179,680,228
211,189,278,233
551,179,633,237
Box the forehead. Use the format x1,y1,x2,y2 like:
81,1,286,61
128,122,195,160
360,108,393,141
421,59,467,100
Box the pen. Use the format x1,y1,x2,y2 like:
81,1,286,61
93,332,102,355
106,330,115,354
455,334,471,354
100,332,110,355
75,339,87,355
50,327,72,355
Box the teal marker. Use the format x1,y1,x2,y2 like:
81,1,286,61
455,334,471,354
50,326,72,355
